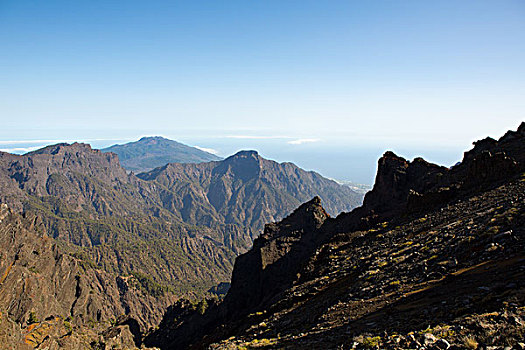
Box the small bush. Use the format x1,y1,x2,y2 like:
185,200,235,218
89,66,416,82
362,336,381,348
63,320,73,333
27,311,39,325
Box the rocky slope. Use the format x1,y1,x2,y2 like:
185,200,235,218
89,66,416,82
0,143,237,294
101,136,222,173
145,122,525,349
0,204,168,349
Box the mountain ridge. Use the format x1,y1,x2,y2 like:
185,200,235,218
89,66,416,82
138,149,362,239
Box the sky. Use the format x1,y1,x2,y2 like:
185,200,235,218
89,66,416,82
0,1,524,183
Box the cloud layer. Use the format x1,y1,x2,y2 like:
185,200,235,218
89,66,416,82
287,138,321,145
193,146,220,155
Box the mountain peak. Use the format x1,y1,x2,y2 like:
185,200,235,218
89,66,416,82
284,195,327,225
518,121,525,134
213,150,262,180
258,196,329,245
228,150,260,159
220,196,331,322
138,136,171,143
28,142,94,156
362,150,447,215
102,136,222,173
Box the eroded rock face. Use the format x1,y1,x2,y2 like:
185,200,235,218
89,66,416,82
362,122,525,216
223,196,329,316
362,152,447,215
0,207,174,348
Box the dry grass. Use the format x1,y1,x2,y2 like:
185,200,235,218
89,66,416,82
463,336,478,349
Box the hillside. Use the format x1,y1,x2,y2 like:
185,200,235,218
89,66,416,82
0,143,238,294
144,122,525,349
0,204,172,349
101,136,222,173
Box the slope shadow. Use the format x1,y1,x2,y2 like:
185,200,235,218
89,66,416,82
272,255,525,349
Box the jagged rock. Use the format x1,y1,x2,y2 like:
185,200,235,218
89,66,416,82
362,151,447,216
224,196,329,316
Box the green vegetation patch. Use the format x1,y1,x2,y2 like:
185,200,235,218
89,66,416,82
131,271,171,297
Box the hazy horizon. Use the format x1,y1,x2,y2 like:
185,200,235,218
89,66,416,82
0,121,521,184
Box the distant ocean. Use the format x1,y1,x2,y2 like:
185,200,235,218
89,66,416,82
165,136,464,185
0,136,464,186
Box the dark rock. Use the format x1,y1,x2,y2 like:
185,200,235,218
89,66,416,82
223,196,330,317
362,151,447,216
435,338,451,349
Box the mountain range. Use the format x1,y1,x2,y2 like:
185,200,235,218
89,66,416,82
0,124,523,349
0,141,362,348
101,136,222,173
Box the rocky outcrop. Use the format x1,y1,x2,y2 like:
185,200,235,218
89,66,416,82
462,122,525,165
362,152,447,215
223,196,330,317
360,122,525,217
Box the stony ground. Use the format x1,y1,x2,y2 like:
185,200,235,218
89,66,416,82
210,173,525,349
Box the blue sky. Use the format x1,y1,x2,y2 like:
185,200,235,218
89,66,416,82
0,1,524,182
